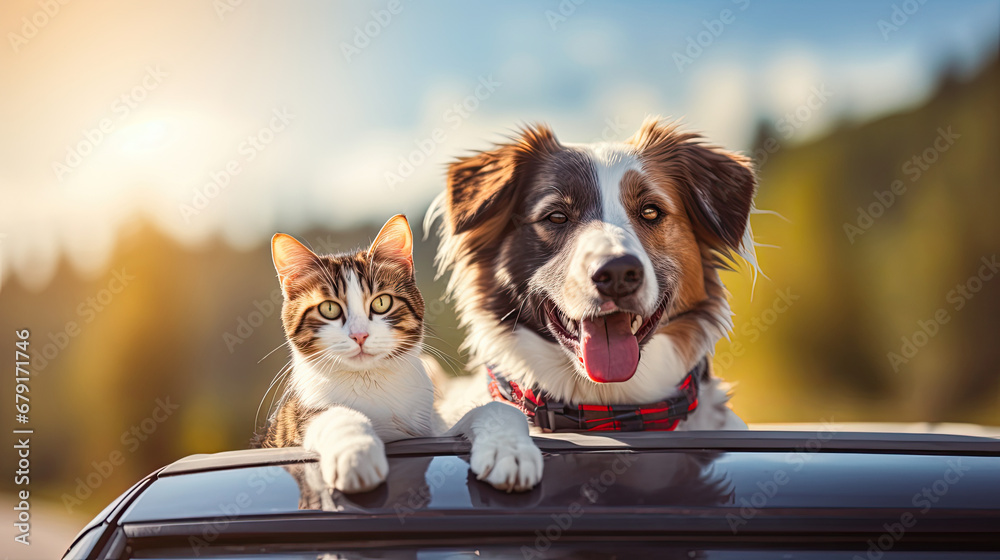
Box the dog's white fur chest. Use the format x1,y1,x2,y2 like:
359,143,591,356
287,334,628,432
451,322,743,431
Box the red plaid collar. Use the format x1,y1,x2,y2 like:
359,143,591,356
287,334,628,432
487,358,705,432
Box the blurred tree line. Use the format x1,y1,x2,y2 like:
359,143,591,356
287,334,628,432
724,57,999,424
0,57,996,517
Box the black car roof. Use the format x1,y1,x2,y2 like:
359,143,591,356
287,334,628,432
70,428,1000,558
159,428,1000,477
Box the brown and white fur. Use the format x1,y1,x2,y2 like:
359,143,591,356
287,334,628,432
256,215,543,493
428,118,756,430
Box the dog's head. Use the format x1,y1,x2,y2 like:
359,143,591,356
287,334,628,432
435,119,756,385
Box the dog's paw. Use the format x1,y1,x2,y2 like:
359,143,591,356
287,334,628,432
469,432,543,492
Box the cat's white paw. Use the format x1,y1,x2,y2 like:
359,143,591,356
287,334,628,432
469,431,543,492
317,434,388,493
304,407,389,494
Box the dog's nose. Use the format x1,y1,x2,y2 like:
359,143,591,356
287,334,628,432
591,255,644,298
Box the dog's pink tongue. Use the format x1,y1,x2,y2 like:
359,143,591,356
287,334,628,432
580,313,639,383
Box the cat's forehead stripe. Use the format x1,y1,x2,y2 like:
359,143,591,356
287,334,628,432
279,244,424,359
297,289,328,312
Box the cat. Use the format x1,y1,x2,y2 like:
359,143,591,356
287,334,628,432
254,214,542,494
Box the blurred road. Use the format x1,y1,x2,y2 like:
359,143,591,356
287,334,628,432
1,494,87,560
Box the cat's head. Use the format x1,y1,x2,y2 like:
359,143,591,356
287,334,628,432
271,215,424,371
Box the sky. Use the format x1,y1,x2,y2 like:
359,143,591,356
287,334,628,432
1,0,998,291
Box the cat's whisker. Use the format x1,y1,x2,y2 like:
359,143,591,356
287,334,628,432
388,333,463,371
257,339,292,364
415,331,451,344
498,307,519,323
306,348,342,374
255,357,295,429
261,218,444,451
385,353,428,386
510,297,529,333
263,368,293,424
421,342,457,361
420,346,463,371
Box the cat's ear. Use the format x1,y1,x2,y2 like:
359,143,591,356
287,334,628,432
368,214,413,269
271,233,317,291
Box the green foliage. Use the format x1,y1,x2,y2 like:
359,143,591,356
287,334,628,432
1,59,996,517
724,58,999,423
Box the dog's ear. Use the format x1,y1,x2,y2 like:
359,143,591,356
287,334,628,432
633,120,756,252
445,125,558,235
676,142,756,251
446,146,518,235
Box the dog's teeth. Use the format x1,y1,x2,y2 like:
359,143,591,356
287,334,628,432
631,315,642,335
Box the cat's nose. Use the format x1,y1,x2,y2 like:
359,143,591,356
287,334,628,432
350,332,369,346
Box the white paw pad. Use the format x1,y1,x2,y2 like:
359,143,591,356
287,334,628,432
469,434,543,492
317,436,388,494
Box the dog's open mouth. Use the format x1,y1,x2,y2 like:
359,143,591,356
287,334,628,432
543,298,668,384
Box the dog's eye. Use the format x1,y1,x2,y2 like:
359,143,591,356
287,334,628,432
640,205,661,221
547,212,568,224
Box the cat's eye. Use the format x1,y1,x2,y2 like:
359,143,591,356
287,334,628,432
547,212,568,224
318,300,342,320
370,294,392,315
641,205,661,221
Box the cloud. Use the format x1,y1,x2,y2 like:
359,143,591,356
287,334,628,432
834,47,934,123
2,0,996,290
686,62,756,149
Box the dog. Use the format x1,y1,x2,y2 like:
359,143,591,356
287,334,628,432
428,118,756,432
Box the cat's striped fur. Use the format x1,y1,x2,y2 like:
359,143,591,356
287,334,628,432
252,215,544,494
255,216,426,450
253,394,319,448
276,243,425,366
